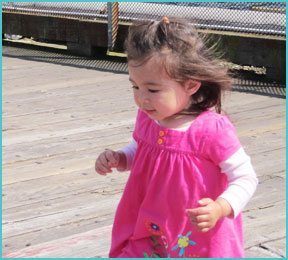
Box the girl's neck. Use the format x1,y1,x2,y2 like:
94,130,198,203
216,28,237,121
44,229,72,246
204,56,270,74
158,114,196,130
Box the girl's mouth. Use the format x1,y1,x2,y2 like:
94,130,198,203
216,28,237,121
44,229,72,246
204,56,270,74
144,109,156,115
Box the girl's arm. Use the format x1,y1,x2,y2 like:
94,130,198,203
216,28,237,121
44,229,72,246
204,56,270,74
187,147,258,232
117,138,137,171
95,139,137,175
95,149,127,175
218,147,258,218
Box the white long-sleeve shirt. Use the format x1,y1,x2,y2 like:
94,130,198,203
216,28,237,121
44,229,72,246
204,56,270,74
120,138,258,218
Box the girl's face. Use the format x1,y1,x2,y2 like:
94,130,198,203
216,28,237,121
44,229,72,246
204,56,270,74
128,55,200,124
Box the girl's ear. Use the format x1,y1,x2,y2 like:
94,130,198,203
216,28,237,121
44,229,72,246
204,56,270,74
184,80,201,96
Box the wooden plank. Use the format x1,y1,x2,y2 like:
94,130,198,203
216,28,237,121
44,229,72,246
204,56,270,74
3,59,127,95
245,246,283,258
3,218,114,255
3,112,135,147
3,169,128,210
261,238,286,258
243,176,285,251
2,53,285,257
3,125,134,163
3,143,130,185
3,225,112,258
244,201,285,251
3,194,120,238
245,176,285,211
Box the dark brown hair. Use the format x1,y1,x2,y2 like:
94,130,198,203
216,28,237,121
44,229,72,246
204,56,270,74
125,17,232,114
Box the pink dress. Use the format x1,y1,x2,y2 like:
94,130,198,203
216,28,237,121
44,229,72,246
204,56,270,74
109,109,244,258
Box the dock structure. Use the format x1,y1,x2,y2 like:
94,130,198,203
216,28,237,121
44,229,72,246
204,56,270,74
3,2,286,83
2,45,285,258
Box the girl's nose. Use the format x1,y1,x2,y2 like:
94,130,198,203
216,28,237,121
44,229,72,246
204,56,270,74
141,97,149,104
137,92,149,104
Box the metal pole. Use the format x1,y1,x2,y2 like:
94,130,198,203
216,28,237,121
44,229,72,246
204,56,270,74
107,2,119,51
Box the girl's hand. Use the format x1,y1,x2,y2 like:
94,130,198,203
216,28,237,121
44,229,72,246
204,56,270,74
95,149,125,175
186,198,232,233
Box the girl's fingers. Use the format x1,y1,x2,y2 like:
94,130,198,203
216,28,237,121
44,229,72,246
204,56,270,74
196,221,211,232
190,216,197,223
96,163,111,175
96,154,112,173
189,214,209,228
96,168,106,175
95,150,120,175
187,207,209,217
99,153,108,165
195,215,209,223
105,150,119,167
197,221,210,229
198,198,214,206
200,227,210,233
95,161,109,174
99,154,112,170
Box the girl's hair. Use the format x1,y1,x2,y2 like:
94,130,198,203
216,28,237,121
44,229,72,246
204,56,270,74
125,17,232,114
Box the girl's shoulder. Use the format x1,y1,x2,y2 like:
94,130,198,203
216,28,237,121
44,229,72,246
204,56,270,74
194,110,236,136
195,110,241,164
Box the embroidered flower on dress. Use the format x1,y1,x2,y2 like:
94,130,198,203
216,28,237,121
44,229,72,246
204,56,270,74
172,231,196,257
145,220,163,236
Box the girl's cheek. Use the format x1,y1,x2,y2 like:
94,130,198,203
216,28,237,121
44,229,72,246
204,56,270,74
133,94,140,106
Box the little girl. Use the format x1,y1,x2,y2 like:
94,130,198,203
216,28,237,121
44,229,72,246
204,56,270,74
95,17,258,258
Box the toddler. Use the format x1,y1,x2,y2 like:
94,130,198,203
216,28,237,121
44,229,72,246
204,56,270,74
95,17,258,258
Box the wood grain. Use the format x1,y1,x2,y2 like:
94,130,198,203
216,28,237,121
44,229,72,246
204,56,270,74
3,54,285,258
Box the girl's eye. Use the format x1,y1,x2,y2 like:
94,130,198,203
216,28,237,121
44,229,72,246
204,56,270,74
148,89,159,93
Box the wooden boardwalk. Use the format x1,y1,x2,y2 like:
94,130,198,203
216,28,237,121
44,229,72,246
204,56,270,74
2,52,286,258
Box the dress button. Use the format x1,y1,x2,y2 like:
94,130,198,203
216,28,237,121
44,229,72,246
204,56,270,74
159,130,165,137
157,138,164,145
